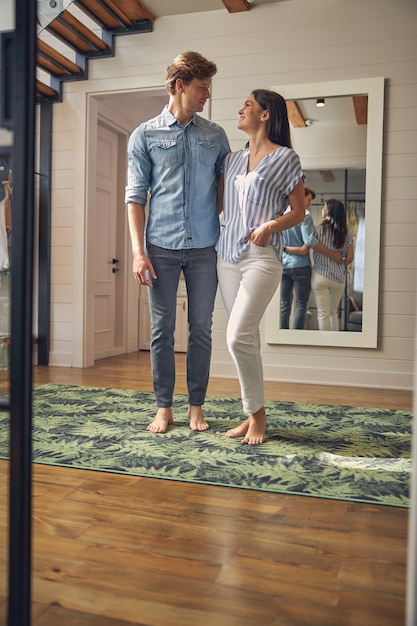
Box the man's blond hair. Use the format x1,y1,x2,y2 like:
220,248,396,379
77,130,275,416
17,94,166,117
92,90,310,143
166,51,217,95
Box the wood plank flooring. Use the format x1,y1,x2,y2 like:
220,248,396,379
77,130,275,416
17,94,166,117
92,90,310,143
0,352,412,625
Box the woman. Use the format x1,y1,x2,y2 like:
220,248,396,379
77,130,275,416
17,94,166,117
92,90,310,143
311,199,354,331
216,89,305,444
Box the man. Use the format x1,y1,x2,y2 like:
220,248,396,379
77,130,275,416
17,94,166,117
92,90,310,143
125,51,230,434
280,187,342,329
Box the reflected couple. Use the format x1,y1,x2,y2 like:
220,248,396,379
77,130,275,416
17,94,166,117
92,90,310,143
265,77,384,349
281,187,355,332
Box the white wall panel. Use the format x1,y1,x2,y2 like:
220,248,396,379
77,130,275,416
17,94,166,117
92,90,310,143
383,200,416,224
381,292,415,316
50,303,72,324
51,285,72,304
50,321,72,342
382,269,416,292
50,207,73,228
384,224,417,247
50,227,73,247
50,265,72,286
50,247,73,269
384,131,417,156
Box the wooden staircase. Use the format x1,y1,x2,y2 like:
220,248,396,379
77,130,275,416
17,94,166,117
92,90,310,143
36,0,251,103
36,0,155,102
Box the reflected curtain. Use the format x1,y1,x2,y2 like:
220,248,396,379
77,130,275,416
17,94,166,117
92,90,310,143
346,201,364,295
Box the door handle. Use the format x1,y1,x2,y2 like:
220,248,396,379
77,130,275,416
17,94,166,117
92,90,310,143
111,258,119,264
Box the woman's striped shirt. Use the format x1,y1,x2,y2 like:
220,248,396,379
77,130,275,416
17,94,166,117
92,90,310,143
312,223,354,283
216,146,303,263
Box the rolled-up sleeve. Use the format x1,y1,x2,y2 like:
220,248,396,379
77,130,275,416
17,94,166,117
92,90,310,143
125,126,151,206
301,213,319,248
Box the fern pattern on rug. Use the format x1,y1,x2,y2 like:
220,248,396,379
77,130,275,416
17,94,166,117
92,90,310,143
0,384,412,507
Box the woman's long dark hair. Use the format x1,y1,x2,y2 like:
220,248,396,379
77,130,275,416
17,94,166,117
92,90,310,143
323,198,347,248
251,89,292,148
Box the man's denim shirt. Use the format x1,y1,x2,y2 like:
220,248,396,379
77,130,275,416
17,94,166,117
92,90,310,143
125,107,230,250
282,210,319,269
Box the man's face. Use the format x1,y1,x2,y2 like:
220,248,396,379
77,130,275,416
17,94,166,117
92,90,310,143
180,78,212,113
304,193,313,209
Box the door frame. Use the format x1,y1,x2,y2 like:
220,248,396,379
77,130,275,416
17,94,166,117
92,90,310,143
93,119,125,361
85,96,131,366
85,87,167,367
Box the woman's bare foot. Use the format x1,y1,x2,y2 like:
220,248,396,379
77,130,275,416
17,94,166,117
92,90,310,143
226,417,250,439
226,408,267,445
147,407,173,433
188,405,209,431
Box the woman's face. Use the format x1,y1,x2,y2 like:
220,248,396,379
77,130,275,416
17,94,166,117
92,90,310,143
322,203,329,218
238,94,267,132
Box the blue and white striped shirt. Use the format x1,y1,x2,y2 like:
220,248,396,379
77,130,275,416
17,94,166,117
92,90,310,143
216,146,303,263
312,223,354,283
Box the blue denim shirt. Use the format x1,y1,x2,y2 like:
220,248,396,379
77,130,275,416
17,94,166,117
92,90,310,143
125,107,230,250
282,210,319,269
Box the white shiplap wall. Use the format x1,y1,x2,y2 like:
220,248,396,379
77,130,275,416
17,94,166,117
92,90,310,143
48,0,417,389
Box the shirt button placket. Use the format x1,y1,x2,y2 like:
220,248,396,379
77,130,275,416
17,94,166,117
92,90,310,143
184,129,192,244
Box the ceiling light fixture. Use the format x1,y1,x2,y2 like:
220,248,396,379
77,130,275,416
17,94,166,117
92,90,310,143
316,98,325,107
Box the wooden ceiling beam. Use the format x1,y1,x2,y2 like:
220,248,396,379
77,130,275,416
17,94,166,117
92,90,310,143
221,0,250,13
286,100,306,128
320,170,335,182
352,95,368,125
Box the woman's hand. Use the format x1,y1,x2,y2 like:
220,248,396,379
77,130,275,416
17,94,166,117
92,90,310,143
243,224,271,247
331,250,344,264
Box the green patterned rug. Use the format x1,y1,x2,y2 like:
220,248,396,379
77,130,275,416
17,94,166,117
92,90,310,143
0,384,412,507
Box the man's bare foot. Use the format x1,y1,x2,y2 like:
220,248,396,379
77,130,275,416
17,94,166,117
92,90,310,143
226,408,267,445
188,405,209,432
147,407,173,434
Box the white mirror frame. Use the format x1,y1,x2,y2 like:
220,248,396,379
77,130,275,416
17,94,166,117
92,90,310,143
265,77,384,349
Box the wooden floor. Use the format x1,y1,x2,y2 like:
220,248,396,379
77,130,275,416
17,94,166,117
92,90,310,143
0,352,412,625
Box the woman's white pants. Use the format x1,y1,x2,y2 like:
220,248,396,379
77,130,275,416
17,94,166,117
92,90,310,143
311,270,345,331
217,244,282,415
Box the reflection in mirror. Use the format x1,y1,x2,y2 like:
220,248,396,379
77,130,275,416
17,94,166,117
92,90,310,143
265,78,384,349
287,167,366,332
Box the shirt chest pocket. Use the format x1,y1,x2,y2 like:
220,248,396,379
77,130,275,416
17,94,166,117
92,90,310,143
242,174,265,209
150,139,179,167
197,140,218,166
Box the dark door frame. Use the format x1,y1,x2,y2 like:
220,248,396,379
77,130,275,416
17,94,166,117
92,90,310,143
5,0,37,624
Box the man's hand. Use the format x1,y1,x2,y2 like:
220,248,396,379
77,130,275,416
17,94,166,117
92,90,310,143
133,253,157,286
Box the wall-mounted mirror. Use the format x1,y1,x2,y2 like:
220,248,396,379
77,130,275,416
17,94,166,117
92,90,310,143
265,77,384,348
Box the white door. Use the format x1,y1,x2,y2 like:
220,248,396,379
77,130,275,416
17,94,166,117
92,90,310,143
94,123,120,359
86,89,168,367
